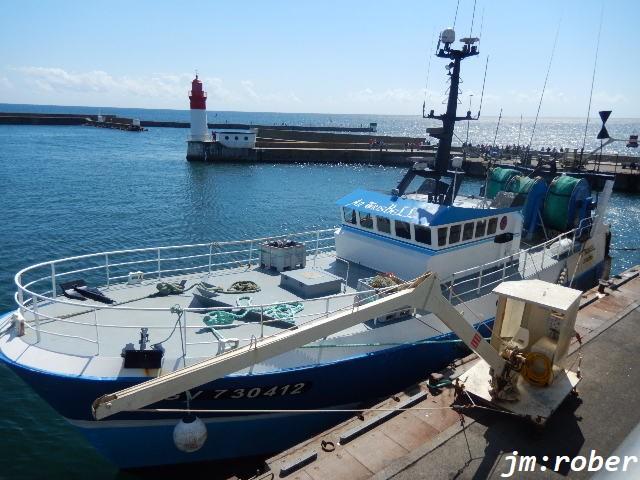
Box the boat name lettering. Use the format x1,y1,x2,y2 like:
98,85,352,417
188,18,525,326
166,382,311,402
346,198,417,219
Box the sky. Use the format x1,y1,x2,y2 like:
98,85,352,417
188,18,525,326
0,0,637,117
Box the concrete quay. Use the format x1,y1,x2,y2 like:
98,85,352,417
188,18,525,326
247,266,640,480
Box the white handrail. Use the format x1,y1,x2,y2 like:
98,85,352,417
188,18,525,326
446,215,598,298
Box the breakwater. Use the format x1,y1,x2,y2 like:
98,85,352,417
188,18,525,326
0,112,376,133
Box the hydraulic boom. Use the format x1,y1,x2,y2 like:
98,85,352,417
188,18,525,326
92,272,505,420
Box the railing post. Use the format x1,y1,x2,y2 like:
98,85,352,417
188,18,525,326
17,276,24,315
477,267,483,294
182,310,188,360
248,240,254,267
449,273,455,302
260,306,264,338
325,297,330,315
541,245,546,271
522,252,528,278
93,309,100,355
157,248,162,279
345,262,350,291
32,294,41,343
51,263,57,299
208,243,213,274
314,230,320,266
501,257,509,281
105,253,110,287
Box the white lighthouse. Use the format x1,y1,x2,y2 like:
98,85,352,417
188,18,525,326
189,74,209,141
185,74,256,162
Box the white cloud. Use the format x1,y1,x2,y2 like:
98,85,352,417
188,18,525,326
6,66,302,109
12,67,203,99
14,67,117,93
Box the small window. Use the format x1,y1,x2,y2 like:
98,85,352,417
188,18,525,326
224,135,229,140
395,220,411,239
415,225,431,245
449,224,461,244
475,219,487,238
438,227,448,246
376,216,391,234
234,136,239,140
244,136,249,141
462,222,474,241
343,207,356,224
359,212,373,229
488,217,498,235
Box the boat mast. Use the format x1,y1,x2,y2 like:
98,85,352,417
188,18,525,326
395,26,480,205
424,29,479,200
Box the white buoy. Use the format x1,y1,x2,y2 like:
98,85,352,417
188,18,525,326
173,415,207,453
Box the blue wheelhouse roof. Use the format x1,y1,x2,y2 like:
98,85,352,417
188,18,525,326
337,189,519,226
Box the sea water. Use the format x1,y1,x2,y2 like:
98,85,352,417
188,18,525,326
0,106,638,479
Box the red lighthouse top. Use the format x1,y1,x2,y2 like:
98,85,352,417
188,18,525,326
189,75,207,110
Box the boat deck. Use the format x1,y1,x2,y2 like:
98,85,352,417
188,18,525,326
10,224,590,377
19,252,379,363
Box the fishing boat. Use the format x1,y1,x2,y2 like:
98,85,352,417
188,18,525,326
0,28,614,469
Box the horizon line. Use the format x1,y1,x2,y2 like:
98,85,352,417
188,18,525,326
0,102,638,121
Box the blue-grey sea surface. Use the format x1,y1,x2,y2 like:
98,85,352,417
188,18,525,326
0,105,638,479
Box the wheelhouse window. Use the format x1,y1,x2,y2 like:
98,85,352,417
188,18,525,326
488,217,498,235
359,212,374,229
395,220,411,239
438,227,448,247
449,224,461,244
415,225,431,245
462,222,474,241
343,207,356,224
475,219,487,238
376,216,391,234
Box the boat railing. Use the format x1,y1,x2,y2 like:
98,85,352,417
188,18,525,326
12,227,402,356
15,227,336,304
11,217,599,358
443,215,596,302
14,266,402,359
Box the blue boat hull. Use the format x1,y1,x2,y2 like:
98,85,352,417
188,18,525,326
3,323,491,468
1,261,605,468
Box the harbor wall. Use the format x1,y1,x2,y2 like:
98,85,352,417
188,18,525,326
3,111,639,191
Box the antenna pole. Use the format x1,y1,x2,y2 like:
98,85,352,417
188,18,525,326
465,94,473,147
527,17,562,156
470,0,478,38
477,56,489,118
492,108,503,148
517,113,523,147
580,3,604,169
453,0,461,29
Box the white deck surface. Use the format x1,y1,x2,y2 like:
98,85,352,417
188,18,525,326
20,252,377,362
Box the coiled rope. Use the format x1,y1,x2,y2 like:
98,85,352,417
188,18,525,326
203,302,304,327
